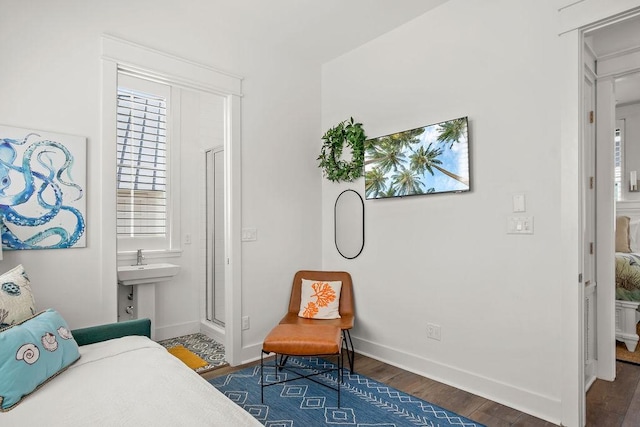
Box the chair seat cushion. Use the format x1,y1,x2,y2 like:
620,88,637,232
279,312,354,330
263,324,341,356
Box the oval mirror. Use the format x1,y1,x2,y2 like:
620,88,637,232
334,189,365,259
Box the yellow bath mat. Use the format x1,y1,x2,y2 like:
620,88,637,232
167,345,209,370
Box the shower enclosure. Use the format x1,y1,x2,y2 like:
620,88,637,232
205,147,225,326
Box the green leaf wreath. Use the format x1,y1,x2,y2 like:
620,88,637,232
317,117,366,182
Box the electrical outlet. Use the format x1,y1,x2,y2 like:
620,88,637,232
242,316,250,330
427,323,441,341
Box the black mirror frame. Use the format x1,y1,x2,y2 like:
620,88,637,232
334,189,365,259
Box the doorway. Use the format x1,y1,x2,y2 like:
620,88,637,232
582,10,640,421
101,35,244,365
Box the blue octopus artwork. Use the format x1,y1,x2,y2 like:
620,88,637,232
0,126,86,250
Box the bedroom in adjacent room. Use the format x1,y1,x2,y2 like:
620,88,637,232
584,12,640,415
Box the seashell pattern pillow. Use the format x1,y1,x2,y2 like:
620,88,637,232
0,265,36,329
0,309,80,411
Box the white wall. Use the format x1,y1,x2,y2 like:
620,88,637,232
322,0,563,422
144,89,226,339
9,0,636,424
0,0,322,351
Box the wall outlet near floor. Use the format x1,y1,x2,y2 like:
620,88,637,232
242,316,250,330
427,323,441,341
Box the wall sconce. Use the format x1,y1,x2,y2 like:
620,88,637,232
631,171,638,192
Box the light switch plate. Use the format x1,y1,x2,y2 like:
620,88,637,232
513,194,526,212
241,228,257,241
507,216,534,234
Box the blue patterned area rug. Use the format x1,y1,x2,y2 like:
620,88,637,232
209,357,485,427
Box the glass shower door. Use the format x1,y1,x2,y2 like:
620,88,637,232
206,147,225,326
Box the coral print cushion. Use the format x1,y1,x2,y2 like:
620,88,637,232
0,309,80,411
298,279,342,319
0,264,36,329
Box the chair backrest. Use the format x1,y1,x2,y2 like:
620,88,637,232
287,270,354,317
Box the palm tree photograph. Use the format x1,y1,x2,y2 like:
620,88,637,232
364,117,470,200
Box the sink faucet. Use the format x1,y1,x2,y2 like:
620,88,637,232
136,249,145,266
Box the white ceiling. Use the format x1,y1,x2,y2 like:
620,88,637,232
588,14,640,106
588,15,640,56
615,73,640,106
223,0,449,64
223,2,639,103
264,4,638,102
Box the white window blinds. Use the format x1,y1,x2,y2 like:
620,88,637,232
614,125,623,202
116,86,168,238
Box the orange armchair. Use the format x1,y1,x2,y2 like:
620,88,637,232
279,270,355,371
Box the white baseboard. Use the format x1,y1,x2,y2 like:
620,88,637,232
240,341,264,365
157,320,259,363
154,320,230,343
200,320,225,343
235,332,560,424
352,336,561,426
154,321,200,341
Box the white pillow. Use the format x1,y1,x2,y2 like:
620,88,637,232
631,219,640,253
0,265,36,328
298,279,342,319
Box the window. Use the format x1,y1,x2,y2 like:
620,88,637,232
614,120,624,202
116,75,172,251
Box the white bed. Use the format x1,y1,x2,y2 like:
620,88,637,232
616,298,640,352
2,335,261,426
615,203,640,352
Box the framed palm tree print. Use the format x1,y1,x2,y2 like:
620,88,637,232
364,116,470,200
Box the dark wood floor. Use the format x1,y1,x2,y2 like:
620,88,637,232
586,360,640,426
204,353,564,426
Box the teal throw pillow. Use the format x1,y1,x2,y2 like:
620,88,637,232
0,309,80,411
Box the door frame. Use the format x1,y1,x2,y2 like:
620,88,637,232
101,35,244,366
559,2,640,426
593,32,640,377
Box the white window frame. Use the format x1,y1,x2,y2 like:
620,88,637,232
116,74,179,252
615,120,625,201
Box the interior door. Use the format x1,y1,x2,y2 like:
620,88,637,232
583,67,598,389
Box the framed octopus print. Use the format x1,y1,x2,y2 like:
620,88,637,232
0,125,86,250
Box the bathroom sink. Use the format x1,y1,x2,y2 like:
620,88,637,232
117,263,180,286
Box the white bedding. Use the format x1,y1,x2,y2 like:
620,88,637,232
2,335,261,426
